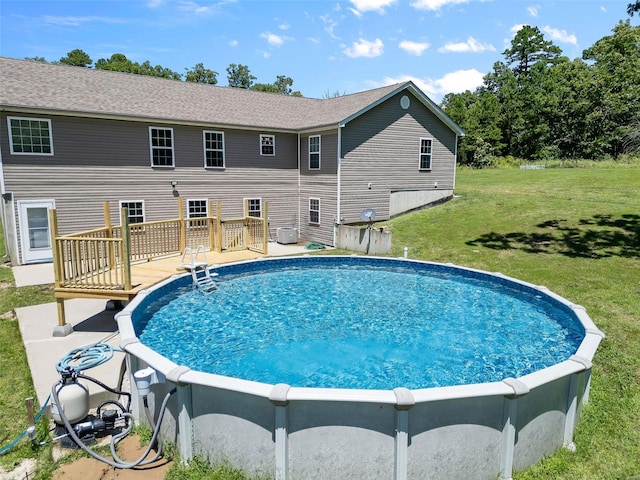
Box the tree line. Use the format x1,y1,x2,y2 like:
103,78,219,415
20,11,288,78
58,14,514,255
442,18,640,165
28,50,302,96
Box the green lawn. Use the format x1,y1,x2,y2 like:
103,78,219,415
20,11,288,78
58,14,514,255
1,166,639,479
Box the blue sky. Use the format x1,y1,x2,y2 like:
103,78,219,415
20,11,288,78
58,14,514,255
0,0,635,101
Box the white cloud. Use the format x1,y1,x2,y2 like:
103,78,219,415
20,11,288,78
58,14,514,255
510,24,526,34
410,0,468,11
309,37,321,45
260,31,285,47
320,14,340,40
527,6,539,17
147,0,164,8
278,22,290,30
399,40,430,56
177,0,237,14
439,36,496,53
228,39,238,47
542,25,577,45
350,0,397,14
43,15,124,26
344,38,384,58
376,68,484,100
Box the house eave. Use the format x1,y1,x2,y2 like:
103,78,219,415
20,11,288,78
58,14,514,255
0,105,299,134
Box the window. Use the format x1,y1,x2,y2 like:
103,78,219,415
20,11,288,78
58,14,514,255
120,201,145,225
309,135,321,170
260,134,275,156
149,127,174,167
419,138,433,170
8,117,53,155
203,131,225,168
245,198,262,218
309,198,320,225
188,199,208,218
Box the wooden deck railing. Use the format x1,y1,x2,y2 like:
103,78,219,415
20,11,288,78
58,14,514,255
51,199,267,297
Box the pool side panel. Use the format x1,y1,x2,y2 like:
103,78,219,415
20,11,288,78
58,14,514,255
407,396,504,480
287,400,396,479
190,385,275,477
512,374,572,471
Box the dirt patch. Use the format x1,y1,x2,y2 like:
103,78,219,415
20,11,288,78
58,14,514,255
52,435,173,480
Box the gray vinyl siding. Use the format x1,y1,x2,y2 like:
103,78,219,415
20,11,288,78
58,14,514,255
339,91,457,224
1,113,297,170
1,112,299,253
299,130,338,246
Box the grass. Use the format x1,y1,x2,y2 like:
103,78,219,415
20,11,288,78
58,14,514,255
1,164,639,478
0,255,55,474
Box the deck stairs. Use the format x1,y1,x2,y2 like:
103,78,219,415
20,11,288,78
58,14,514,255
180,245,218,294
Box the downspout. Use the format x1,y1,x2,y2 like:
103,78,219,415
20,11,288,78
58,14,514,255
297,132,301,238
452,133,458,192
335,124,343,247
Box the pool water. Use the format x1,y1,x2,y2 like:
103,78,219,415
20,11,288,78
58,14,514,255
135,263,584,390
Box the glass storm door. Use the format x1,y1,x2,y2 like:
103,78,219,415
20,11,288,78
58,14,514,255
18,200,54,263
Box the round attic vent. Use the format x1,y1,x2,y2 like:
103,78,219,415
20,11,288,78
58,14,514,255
400,95,410,109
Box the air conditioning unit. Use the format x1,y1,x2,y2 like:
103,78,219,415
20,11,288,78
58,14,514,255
277,227,298,245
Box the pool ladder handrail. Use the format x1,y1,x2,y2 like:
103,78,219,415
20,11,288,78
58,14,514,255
180,245,218,294
179,245,208,270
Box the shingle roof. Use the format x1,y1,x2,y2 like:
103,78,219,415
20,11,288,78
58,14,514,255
0,56,463,135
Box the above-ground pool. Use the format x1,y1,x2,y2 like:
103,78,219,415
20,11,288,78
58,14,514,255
117,256,604,480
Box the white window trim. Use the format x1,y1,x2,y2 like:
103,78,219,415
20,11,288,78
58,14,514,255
7,116,54,156
119,200,146,225
244,197,262,218
309,197,321,225
149,126,175,168
203,130,225,169
419,137,433,171
187,199,209,218
260,134,275,156
309,135,321,170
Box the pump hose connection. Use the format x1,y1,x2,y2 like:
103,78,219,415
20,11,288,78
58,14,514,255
48,333,178,468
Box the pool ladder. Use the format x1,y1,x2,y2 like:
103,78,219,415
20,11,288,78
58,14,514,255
180,245,218,294
191,265,218,294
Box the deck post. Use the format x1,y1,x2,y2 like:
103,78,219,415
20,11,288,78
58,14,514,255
178,196,185,253
215,201,223,253
208,200,216,251
243,199,249,250
121,208,132,291
263,201,269,254
104,202,115,267
49,209,73,337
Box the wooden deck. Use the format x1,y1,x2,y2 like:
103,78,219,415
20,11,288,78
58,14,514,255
54,249,266,301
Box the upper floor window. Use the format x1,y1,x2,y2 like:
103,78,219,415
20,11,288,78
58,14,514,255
120,201,145,225
8,117,53,155
260,134,275,156
204,131,225,168
419,138,433,170
309,135,321,170
188,199,208,218
149,127,174,167
309,198,320,225
245,198,262,218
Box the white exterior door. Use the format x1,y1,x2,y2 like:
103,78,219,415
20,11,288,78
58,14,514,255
18,200,55,263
